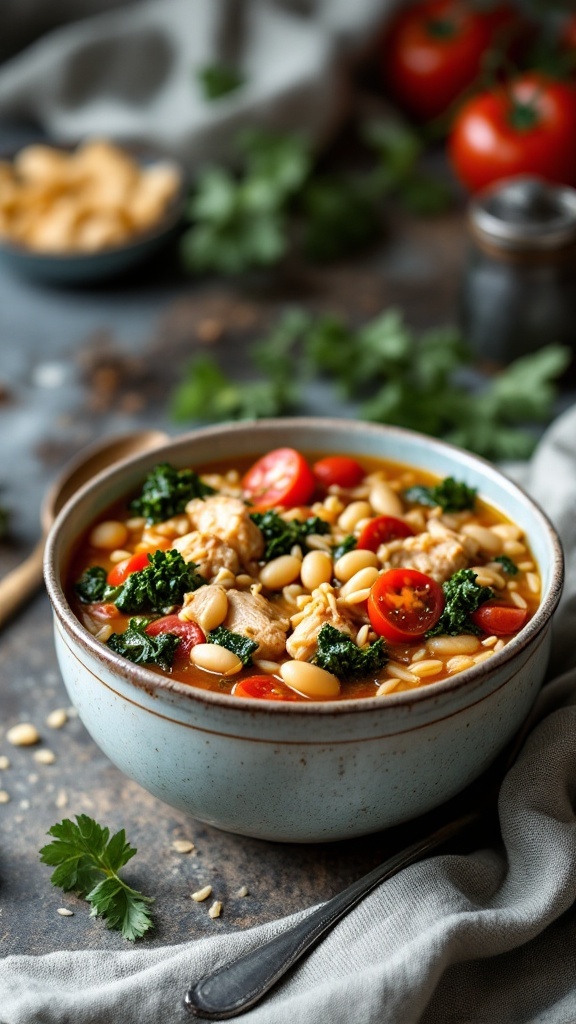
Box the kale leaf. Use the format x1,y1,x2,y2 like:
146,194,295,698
129,463,215,524
495,555,519,576
208,626,258,666
426,569,494,638
74,566,108,604
312,624,388,682
251,510,330,561
404,477,477,513
104,550,206,614
331,535,357,561
106,617,180,671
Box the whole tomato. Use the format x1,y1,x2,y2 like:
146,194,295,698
449,73,576,192
379,0,519,121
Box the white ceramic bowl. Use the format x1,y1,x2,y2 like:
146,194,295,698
44,419,564,842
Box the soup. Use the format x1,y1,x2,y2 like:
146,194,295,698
68,448,541,701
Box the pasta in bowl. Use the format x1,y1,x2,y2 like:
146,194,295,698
44,419,563,841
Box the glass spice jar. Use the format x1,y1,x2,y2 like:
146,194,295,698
460,176,576,365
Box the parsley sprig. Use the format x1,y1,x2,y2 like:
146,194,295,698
251,510,330,561
40,815,154,941
130,463,215,525
106,617,181,670
103,550,206,615
312,624,388,682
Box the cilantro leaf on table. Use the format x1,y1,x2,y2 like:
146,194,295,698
39,814,154,941
251,510,330,560
404,478,477,512
104,550,206,615
426,569,494,638
171,355,297,422
197,63,245,100
129,462,215,524
208,626,258,666
106,617,181,670
312,624,388,682
74,566,108,604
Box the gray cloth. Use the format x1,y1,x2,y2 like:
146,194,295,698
2,405,576,1022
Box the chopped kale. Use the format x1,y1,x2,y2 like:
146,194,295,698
331,535,357,561
207,626,258,667
250,510,330,561
104,550,206,615
404,477,477,513
312,623,388,682
426,569,494,638
106,617,180,670
74,566,108,604
129,463,215,524
494,555,519,576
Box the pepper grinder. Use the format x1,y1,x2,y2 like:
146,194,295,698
460,176,576,365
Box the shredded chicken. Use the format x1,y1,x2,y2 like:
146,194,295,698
172,530,240,580
224,589,290,660
186,496,264,569
286,585,358,661
388,518,471,584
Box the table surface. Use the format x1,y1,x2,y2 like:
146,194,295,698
0,176,477,956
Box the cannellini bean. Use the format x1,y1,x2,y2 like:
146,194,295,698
259,555,302,591
460,523,502,555
191,588,229,632
300,551,333,591
88,520,129,550
190,644,243,676
341,587,372,605
369,480,403,516
337,501,373,533
339,566,380,598
280,660,340,698
427,635,480,656
334,549,378,582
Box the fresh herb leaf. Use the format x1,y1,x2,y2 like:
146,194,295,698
332,535,357,561
494,555,519,575
107,616,181,670
208,626,258,666
312,623,388,682
301,175,379,262
251,510,330,560
426,569,494,638
404,477,477,512
104,550,206,614
171,354,297,423
197,63,245,100
129,463,215,524
74,566,108,604
39,814,154,941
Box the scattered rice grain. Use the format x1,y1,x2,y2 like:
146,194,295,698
0,755,10,770
6,723,40,746
191,885,212,902
33,749,56,765
208,900,223,919
46,708,68,729
0,790,10,803
57,908,74,917
172,839,195,854
236,886,249,897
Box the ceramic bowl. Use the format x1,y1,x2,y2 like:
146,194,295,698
43,419,564,842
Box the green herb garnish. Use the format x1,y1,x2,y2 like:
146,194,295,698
426,569,494,638
251,510,330,561
39,814,154,941
312,624,388,682
74,566,108,604
129,463,215,525
404,477,477,513
197,63,245,100
106,616,181,670
104,550,206,614
207,626,258,666
332,535,357,561
494,555,519,575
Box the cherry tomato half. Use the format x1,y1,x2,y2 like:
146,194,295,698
242,448,315,509
357,516,414,552
449,72,576,192
313,456,365,489
368,568,444,644
107,550,151,587
470,603,528,636
232,676,300,701
145,615,205,660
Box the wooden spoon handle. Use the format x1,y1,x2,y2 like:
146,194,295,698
0,538,46,630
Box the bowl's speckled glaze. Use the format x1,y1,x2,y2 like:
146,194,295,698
44,420,564,842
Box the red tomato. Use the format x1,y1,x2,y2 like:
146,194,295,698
232,676,300,701
87,602,118,620
380,0,518,121
357,516,414,552
145,616,205,660
107,551,151,587
470,602,528,636
242,448,315,509
560,15,576,52
449,73,576,192
368,568,444,644
313,456,365,489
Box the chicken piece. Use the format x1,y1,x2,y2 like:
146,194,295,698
172,530,240,580
186,496,264,568
388,519,470,584
224,589,290,661
286,590,358,662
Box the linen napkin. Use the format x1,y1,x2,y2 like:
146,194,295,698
2,403,576,1024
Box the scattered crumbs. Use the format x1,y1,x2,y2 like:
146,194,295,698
57,908,74,917
46,709,68,729
33,749,56,765
0,790,10,804
0,755,10,770
6,723,40,746
236,885,249,898
172,839,195,854
208,900,223,920
28,773,39,784
19,799,30,810
55,789,68,809
191,885,212,902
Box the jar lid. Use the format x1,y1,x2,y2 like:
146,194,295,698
469,176,576,251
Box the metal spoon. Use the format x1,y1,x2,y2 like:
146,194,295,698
0,429,168,631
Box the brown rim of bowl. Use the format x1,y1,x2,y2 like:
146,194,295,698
44,418,565,718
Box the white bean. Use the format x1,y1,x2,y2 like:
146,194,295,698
280,661,340,698
460,523,502,555
89,520,129,550
300,551,333,591
369,480,403,516
183,587,228,632
334,549,378,582
339,566,380,598
337,501,373,533
190,644,243,676
427,635,480,656
259,555,302,591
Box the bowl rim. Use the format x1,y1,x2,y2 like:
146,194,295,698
44,418,565,718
